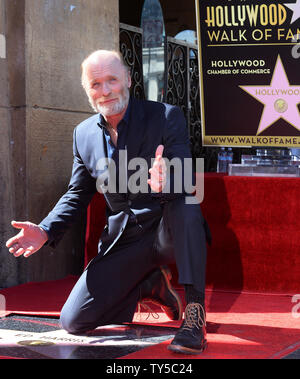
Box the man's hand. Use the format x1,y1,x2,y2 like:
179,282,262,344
6,221,48,258
148,145,167,193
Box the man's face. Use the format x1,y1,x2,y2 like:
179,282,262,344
84,54,131,117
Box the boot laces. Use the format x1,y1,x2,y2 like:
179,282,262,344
182,303,206,331
136,301,160,321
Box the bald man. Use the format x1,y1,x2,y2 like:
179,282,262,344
6,50,209,355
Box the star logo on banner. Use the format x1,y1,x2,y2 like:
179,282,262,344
240,55,300,135
284,0,300,24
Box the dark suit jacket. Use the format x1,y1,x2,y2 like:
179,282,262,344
39,98,193,255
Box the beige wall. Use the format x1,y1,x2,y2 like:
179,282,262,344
0,0,119,287
0,0,18,287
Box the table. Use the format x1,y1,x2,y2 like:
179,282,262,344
84,174,300,293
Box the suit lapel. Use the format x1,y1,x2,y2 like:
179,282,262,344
125,98,146,163
89,119,109,171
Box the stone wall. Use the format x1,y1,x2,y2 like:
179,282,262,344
0,0,119,287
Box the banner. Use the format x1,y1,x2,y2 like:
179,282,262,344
195,0,300,147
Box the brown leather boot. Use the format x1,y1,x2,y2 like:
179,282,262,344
168,302,207,354
140,266,183,321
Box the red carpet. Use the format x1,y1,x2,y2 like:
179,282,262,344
126,289,300,359
78,174,300,358
1,276,299,359
0,276,78,317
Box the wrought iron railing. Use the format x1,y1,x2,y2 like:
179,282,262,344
163,37,189,117
164,37,205,160
119,23,251,171
119,23,145,100
189,45,202,158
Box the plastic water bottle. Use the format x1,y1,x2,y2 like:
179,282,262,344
226,147,234,172
217,147,227,173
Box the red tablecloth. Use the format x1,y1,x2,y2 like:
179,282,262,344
85,174,300,294
202,174,300,294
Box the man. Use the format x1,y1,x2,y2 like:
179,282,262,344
6,50,209,354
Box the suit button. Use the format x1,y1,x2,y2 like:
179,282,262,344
128,200,132,206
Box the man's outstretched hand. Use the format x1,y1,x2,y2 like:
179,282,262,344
6,221,48,258
148,145,167,193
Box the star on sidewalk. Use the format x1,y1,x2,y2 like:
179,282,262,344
240,55,300,135
284,0,300,24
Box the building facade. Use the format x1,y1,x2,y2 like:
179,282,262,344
0,0,199,287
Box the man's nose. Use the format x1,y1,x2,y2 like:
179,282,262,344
102,82,111,96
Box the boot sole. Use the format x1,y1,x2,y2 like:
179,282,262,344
160,266,183,321
167,340,207,355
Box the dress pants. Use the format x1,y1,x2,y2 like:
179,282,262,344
60,196,207,334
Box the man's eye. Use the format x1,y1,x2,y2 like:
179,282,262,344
92,82,100,89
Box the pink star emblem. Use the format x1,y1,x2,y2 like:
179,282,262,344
284,0,300,24
240,55,300,135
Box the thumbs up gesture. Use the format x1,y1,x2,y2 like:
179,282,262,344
148,145,167,193
6,221,48,258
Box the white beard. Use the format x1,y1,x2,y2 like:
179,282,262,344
89,88,130,116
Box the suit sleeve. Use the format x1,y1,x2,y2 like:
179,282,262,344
39,127,97,248
152,105,194,202
163,105,191,159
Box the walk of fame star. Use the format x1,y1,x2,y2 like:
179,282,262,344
240,55,300,135
284,0,300,24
